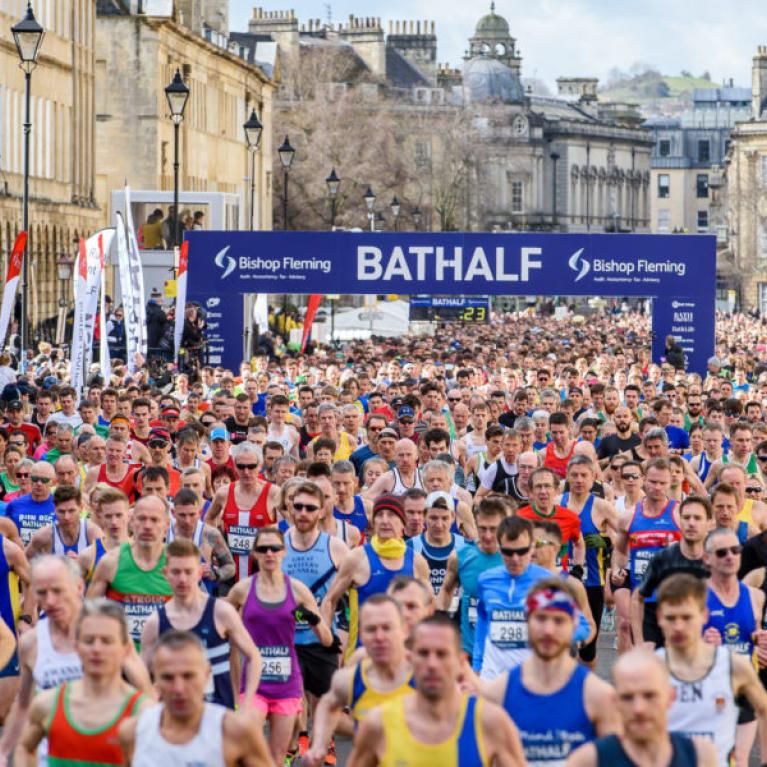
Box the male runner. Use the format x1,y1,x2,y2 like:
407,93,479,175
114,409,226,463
477,578,619,765
119,630,272,766
363,439,424,499
83,434,139,501
303,595,414,767
718,464,767,531
78,488,131,582
474,429,521,503
88,495,173,649
541,412,577,479
140,539,262,709
26,486,101,560
8,461,55,546
207,441,280,581
348,615,526,766
566,649,716,767
331,460,372,536
321,494,430,656
630,495,711,647
17,599,152,767
656,573,767,767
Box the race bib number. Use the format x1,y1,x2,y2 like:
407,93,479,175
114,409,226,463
227,525,257,556
449,591,460,616
489,609,528,648
123,602,159,643
632,552,652,578
19,513,52,545
467,596,479,627
261,646,292,683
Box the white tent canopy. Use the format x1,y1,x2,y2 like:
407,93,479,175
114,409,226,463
327,299,410,340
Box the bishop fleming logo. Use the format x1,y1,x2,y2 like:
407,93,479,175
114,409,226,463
568,248,590,282
214,246,236,279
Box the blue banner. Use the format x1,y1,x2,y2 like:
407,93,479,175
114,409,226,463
185,231,716,374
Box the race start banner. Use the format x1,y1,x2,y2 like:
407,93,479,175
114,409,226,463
184,231,716,374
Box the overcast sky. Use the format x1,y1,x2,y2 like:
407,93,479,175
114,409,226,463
230,0,761,88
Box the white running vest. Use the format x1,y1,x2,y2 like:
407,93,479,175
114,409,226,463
659,645,737,767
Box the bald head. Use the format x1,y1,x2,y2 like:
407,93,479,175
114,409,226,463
395,439,417,456
517,451,539,470
613,647,669,687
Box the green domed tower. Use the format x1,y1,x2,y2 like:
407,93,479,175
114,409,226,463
467,3,522,75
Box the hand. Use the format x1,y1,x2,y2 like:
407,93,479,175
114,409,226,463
302,747,326,767
570,564,584,582
200,561,212,579
703,627,722,645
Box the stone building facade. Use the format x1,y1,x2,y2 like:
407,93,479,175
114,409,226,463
0,0,102,334
237,4,653,233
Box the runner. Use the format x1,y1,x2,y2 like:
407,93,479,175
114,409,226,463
119,629,272,766
718,464,767,531
656,573,767,767
331,460,372,537
630,495,711,648
83,434,139,501
26,486,102,560
320,494,430,659
364,439,424,499
7,461,56,547
17,599,152,767
227,526,332,765
474,578,619,766
566,648,716,767
207,441,280,581
437,497,506,657
78,488,131,582
474,429,521,503
348,614,526,766
303,594,414,767
140,539,262,709
88,495,173,650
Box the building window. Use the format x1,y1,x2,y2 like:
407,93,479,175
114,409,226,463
657,209,670,232
510,181,524,213
658,174,670,198
415,140,431,170
658,139,671,157
698,140,710,163
696,174,709,198
697,210,709,232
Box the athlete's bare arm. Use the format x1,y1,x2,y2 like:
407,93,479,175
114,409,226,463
204,526,235,582
223,707,274,767
565,742,598,767
583,674,621,736
456,501,477,540
78,543,98,579
569,576,596,645
205,485,229,529
320,547,365,627
24,526,54,561
629,588,647,648
139,611,161,668
413,552,433,591
347,707,385,767
292,579,333,646
86,547,120,598
5,538,34,622
362,472,395,501
479,698,527,767
14,687,56,767
83,465,100,496
0,518,22,549
0,620,15,675
0,630,37,764
732,651,767,760
303,666,355,767
225,576,253,613
267,484,281,519
435,550,460,612
215,599,262,701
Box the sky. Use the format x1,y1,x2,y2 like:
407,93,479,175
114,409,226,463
229,0,762,89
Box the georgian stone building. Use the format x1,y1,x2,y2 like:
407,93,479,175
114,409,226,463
237,3,653,233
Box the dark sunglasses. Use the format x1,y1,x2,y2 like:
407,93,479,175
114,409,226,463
15,472,30,479
757,455,767,462
500,545,531,557
236,463,259,471
148,440,168,449
293,502,320,512
746,487,763,495
399,419,414,425
30,476,51,484
622,473,641,481
448,397,461,403
713,545,742,558
254,544,284,554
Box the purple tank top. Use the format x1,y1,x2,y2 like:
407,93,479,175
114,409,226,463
241,572,303,699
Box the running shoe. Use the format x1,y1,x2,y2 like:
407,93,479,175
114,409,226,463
324,738,337,766
297,732,310,756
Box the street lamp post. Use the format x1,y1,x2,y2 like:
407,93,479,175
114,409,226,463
550,152,560,230
390,196,401,232
413,205,422,231
55,254,73,346
165,69,190,250
326,168,340,229
278,136,295,230
243,109,263,231
12,1,44,360
364,186,376,232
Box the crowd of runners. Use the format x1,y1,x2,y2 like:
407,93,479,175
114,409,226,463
1,306,767,765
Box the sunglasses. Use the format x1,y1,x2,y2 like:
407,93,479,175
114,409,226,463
713,545,742,558
448,398,461,403
293,502,320,512
746,487,763,495
500,545,531,557
30,476,51,484
399,419,414,425
236,463,259,471
15,472,30,479
254,544,284,554
622,474,641,481
757,455,767,462
534,538,556,548
148,440,168,449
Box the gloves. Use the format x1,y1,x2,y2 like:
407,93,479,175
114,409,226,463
570,564,585,582
293,607,321,627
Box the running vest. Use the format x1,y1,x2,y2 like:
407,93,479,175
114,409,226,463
105,543,172,649
594,734,697,767
96,463,138,501
283,530,337,645
737,499,755,527
131,703,226,767
333,496,368,535
347,545,415,658
0,538,18,675
456,544,502,656
627,499,680,592
696,452,723,483
659,645,737,767
241,573,303,700
503,663,596,766
33,618,82,690
378,694,489,767
221,481,273,581
562,493,607,588
349,661,415,723
46,683,143,767
704,582,756,658
490,459,516,495
157,597,233,709
466,451,488,494
409,533,466,612
543,441,576,479
52,520,90,556
390,467,424,495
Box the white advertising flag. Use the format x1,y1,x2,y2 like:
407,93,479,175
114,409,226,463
174,241,188,363
123,186,147,358
0,232,26,351
70,239,89,399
